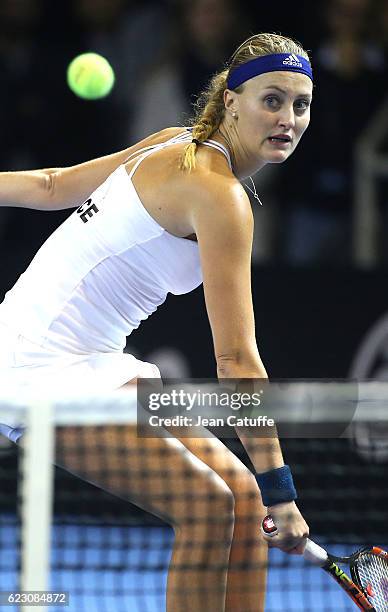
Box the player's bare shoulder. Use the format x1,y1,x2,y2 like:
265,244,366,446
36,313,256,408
132,127,188,153
187,166,254,238
150,126,188,144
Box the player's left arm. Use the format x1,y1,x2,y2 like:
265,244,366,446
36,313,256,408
0,127,184,211
0,150,134,211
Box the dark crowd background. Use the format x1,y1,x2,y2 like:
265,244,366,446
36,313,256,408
1,0,388,381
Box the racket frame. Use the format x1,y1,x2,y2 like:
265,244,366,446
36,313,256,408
322,550,376,611
261,515,387,611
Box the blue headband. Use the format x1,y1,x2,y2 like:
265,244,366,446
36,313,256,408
227,53,313,90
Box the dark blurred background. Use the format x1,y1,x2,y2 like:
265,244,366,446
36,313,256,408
1,0,388,381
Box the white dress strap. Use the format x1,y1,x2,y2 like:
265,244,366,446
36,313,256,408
126,130,192,180
125,129,233,180
202,139,232,170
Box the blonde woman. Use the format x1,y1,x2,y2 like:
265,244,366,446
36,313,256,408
0,33,313,611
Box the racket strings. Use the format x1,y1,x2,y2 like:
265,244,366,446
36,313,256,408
356,553,388,611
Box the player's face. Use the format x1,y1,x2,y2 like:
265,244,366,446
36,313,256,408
229,71,312,169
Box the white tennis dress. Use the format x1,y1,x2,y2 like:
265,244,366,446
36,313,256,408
0,130,232,395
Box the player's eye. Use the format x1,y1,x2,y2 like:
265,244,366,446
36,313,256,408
294,99,311,114
264,95,281,109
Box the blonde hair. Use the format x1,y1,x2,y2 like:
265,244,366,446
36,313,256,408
180,33,311,171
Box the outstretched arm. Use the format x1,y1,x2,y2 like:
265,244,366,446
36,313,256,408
0,127,184,211
191,176,308,552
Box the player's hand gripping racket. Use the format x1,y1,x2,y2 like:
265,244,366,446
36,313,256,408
262,515,388,611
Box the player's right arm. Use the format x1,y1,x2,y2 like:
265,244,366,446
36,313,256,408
0,127,185,211
190,175,308,553
189,174,265,380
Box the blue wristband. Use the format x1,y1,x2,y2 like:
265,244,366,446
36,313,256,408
255,465,297,507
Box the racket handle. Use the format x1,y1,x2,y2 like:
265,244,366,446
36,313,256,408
261,515,328,566
303,539,329,566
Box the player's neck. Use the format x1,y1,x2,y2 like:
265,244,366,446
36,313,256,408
212,124,266,179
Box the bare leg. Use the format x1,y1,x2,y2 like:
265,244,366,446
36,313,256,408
176,433,267,612
118,380,267,609
55,425,235,612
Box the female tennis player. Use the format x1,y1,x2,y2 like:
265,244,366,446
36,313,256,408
0,33,312,611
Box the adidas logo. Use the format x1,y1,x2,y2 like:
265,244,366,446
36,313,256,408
282,53,302,68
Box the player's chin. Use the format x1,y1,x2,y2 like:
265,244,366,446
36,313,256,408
266,151,292,164
265,146,294,164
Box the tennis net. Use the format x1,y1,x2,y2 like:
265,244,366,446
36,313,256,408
0,383,387,612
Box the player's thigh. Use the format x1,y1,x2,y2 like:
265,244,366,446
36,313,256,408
175,431,265,516
55,424,234,526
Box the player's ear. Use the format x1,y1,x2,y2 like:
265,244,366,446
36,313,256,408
224,89,239,115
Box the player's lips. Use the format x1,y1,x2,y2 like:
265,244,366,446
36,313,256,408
267,134,292,147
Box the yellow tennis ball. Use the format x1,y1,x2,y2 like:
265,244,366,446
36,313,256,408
67,53,115,100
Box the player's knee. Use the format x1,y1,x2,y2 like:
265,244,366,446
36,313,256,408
174,475,234,566
204,474,235,524
178,470,235,532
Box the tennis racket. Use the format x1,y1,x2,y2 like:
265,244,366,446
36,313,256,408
262,515,388,611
